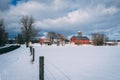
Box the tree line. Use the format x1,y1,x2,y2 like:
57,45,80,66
0,15,111,47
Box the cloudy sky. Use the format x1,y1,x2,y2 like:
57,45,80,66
0,0,120,39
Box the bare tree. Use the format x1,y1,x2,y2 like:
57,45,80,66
92,33,107,46
0,19,8,46
56,34,66,46
46,32,57,44
46,32,66,46
21,16,38,47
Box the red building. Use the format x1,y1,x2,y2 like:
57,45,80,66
70,36,89,45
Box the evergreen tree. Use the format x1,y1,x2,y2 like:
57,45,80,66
16,34,24,44
0,19,8,46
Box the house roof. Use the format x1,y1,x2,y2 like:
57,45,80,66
72,36,89,40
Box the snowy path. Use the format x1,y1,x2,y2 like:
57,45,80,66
0,44,120,80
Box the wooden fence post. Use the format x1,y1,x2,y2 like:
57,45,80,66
32,48,35,62
30,46,32,55
39,56,44,80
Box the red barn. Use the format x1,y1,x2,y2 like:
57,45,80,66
70,36,89,45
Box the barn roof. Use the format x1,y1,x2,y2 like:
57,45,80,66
72,36,89,40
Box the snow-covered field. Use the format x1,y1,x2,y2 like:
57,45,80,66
0,44,120,80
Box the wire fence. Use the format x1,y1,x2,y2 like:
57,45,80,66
44,58,72,80
29,47,72,80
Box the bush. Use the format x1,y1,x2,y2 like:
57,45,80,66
0,45,20,54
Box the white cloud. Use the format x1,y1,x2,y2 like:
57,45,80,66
0,0,120,39
37,9,87,26
35,4,119,31
67,10,90,23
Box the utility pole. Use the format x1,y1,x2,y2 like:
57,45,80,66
39,56,44,80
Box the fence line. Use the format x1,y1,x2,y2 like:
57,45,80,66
45,58,72,80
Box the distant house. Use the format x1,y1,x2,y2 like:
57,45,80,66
39,38,51,45
39,37,65,46
70,31,89,45
39,32,66,46
105,40,118,46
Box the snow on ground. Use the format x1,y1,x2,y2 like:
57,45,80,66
0,44,13,49
0,44,120,80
